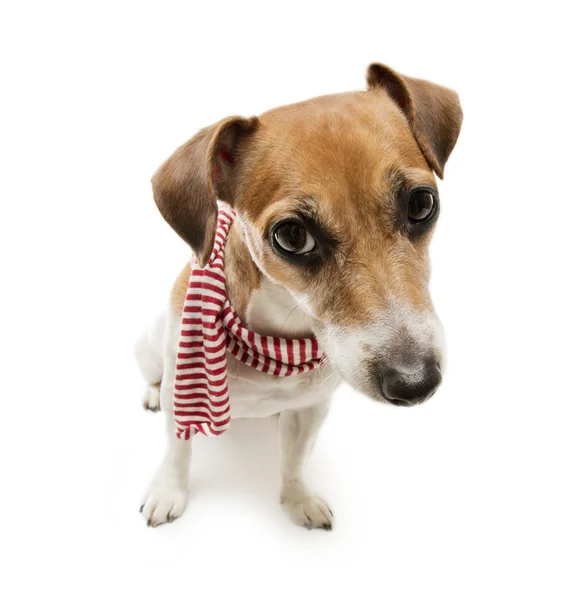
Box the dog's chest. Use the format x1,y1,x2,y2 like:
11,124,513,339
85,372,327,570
226,278,337,418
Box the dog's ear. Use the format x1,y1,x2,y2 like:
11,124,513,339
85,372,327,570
367,63,462,179
152,116,260,266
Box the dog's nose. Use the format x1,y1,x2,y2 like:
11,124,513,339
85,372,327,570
380,360,442,406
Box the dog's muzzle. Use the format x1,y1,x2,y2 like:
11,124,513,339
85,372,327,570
379,358,442,406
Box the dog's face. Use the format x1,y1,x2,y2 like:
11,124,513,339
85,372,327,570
153,64,463,406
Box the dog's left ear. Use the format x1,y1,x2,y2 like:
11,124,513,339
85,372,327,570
367,63,463,179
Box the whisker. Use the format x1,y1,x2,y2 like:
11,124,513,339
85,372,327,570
320,370,341,389
282,304,302,330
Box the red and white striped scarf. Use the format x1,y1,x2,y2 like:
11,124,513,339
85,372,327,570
174,206,324,440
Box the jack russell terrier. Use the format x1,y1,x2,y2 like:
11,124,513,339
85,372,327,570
135,63,463,530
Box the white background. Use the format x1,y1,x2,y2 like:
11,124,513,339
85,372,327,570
1,1,572,598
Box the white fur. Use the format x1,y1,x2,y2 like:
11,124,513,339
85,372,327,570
137,276,339,528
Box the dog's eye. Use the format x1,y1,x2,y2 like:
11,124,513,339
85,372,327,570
273,222,316,255
408,190,436,223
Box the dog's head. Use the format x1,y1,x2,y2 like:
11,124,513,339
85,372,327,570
153,63,463,406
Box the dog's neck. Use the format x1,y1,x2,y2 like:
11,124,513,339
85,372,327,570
225,219,314,339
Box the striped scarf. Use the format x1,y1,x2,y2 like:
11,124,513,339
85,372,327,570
174,206,324,439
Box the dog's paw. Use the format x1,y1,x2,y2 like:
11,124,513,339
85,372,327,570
140,482,187,527
281,486,333,530
142,385,161,412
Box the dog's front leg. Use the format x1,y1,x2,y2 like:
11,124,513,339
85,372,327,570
140,425,191,527
279,398,333,530
140,309,191,527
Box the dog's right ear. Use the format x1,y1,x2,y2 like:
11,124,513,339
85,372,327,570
152,116,259,266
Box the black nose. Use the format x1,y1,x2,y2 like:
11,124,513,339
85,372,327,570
380,361,442,406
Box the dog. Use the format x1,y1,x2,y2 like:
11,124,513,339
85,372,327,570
135,63,463,529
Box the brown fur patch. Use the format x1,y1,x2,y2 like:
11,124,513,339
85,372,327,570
224,221,261,320
231,89,446,326
161,66,462,332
